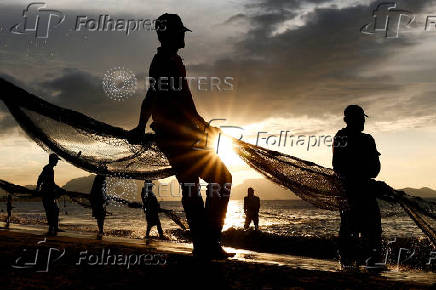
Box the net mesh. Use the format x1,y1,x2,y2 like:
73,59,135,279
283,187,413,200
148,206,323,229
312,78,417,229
1,78,435,246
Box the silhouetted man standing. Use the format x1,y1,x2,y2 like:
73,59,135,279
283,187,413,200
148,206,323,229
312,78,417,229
333,105,382,269
141,180,164,240
129,13,232,259
5,194,13,228
90,174,107,240
244,187,260,230
36,153,61,236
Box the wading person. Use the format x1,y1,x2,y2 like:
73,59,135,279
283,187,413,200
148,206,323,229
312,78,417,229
90,174,108,240
141,180,164,241
244,187,260,231
333,105,382,270
5,194,13,228
36,153,61,236
129,13,233,259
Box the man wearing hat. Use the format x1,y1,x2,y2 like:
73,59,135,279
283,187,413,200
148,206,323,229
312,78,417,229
129,13,233,259
36,153,61,236
333,105,382,269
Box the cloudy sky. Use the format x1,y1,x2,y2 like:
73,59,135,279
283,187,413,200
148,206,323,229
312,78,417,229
1,0,436,192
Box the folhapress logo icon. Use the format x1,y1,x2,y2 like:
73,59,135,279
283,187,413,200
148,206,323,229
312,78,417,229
10,2,65,39
361,2,415,38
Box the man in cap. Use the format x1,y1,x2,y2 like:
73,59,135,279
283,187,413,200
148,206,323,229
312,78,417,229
244,187,260,231
129,13,233,259
333,105,382,269
36,153,61,236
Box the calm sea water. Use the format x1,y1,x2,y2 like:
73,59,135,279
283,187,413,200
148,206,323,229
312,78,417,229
1,199,428,240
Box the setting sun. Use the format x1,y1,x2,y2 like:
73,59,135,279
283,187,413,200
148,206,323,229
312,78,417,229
212,133,243,167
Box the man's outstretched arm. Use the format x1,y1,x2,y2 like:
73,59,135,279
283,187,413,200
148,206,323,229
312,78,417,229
135,89,153,132
36,172,43,192
128,90,153,144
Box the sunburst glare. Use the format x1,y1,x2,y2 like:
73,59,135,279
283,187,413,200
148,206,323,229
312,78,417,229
212,131,244,167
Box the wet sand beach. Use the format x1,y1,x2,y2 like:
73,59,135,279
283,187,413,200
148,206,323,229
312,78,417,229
1,225,434,289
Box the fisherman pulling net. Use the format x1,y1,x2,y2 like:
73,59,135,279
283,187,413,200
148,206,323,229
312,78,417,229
0,178,187,230
0,78,435,247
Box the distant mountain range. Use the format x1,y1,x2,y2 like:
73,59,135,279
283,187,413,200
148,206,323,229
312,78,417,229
62,175,297,201
1,176,434,201
61,175,296,200
398,187,436,199
231,179,296,200
62,176,436,200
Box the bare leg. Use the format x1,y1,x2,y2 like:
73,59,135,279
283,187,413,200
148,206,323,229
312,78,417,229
156,220,164,238
254,214,259,231
244,215,251,229
146,223,152,239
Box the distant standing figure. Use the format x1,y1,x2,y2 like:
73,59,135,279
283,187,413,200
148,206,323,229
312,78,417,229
141,180,164,240
5,194,13,228
333,105,382,269
90,175,108,240
36,153,61,236
244,187,260,231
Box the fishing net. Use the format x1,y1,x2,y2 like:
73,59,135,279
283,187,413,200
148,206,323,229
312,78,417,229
0,78,435,245
0,179,187,229
0,79,174,180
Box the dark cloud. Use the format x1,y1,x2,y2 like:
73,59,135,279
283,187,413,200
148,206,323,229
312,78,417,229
0,68,143,134
1,1,436,133
37,68,142,127
222,13,248,25
198,0,436,125
244,0,330,11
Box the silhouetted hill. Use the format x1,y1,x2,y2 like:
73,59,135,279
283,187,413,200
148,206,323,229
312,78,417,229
59,175,295,201
400,187,436,199
0,185,37,201
62,175,95,193
50,175,436,201
232,179,296,200
62,175,147,200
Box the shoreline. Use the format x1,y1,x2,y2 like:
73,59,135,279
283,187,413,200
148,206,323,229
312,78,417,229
1,225,435,289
